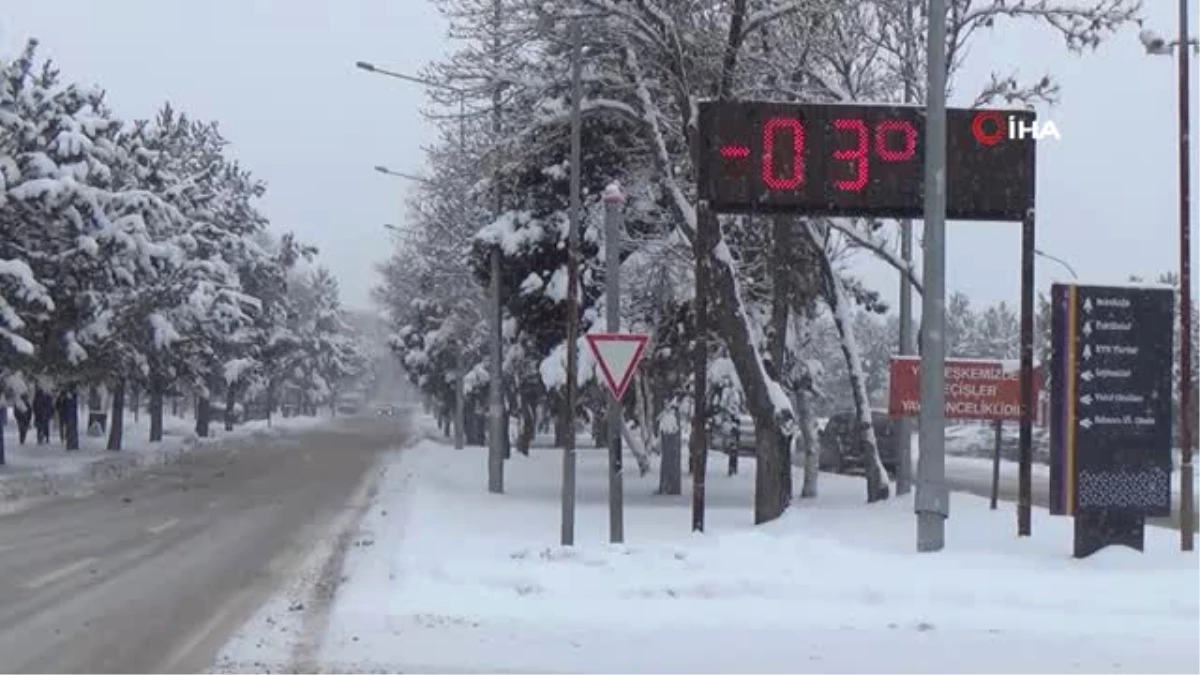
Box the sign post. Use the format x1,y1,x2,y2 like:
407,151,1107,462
602,183,627,544
1048,283,1175,558
697,96,1037,548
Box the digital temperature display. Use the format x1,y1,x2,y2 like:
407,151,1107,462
697,101,1036,221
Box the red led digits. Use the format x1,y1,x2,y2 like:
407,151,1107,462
761,117,805,190
832,118,869,192
757,115,919,194
875,120,917,161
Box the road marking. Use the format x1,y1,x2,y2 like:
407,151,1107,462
23,556,98,590
146,517,180,535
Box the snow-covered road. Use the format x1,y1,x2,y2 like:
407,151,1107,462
0,415,406,672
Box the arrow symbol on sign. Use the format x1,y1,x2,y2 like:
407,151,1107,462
1080,394,1093,405
1080,370,1094,382
1083,298,1094,314
1079,418,1094,429
1082,322,1093,336
1082,345,1092,360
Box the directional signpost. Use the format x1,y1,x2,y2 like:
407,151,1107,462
586,333,650,403
1049,283,1175,558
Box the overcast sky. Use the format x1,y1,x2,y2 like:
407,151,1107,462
2,1,1196,315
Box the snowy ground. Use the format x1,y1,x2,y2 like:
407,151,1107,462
219,414,1200,674
1,412,333,512
940,423,1200,507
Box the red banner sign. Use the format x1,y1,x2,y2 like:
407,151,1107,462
888,357,1041,421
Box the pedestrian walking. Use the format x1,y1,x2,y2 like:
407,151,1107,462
33,388,54,445
13,394,32,444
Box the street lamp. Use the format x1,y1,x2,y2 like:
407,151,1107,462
357,58,507,478
1142,4,1196,551
375,165,430,184
1033,248,1079,280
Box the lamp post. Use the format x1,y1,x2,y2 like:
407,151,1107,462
374,165,430,184
1033,248,1079,280
358,59,507,482
1141,5,1197,551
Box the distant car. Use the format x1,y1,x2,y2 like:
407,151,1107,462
376,405,400,417
818,410,899,475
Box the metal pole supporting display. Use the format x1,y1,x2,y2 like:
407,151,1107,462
1018,209,1037,537
604,184,626,544
560,18,583,547
915,0,950,552
1176,0,1194,551
896,218,915,496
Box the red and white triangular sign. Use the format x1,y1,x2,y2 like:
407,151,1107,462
585,333,649,402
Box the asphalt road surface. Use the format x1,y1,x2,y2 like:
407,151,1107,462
945,461,1196,532
0,415,408,673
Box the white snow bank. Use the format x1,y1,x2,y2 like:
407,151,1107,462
311,418,1199,674
1,412,334,511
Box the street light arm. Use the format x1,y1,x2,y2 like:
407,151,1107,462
375,165,433,185
1033,248,1078,280
355,60,464,94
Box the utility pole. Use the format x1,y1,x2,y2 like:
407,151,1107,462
561,17,583,546
603,182,626,543
915,0,949,552
487,0,506,493
1176,0,1194,551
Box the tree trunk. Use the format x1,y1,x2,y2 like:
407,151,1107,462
794,386,820,498
502,388,513,459
636,373,657,457
265,380,277,427
465,403,486,446
64,387,80,451
592,406,608,446
813,224,889,503
149,375,165,442
766,214,794,501
131,384,139,424
516,400,535,456
171,394,179,417
617,418,652,475
704,212,792,523
224,386,236,432
107,378,125,451
658,406,683,495
195,396,211,438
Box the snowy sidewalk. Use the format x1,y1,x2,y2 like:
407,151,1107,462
276,415,1200,674
1,413,333,511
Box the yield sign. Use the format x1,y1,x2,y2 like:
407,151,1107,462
585,333,650,402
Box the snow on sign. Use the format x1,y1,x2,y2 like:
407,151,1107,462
888,356,1042,422
586,333,649,402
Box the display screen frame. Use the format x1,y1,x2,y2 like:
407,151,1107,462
696,100,1037,222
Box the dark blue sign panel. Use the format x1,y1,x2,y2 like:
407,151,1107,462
1049,283,1175,520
